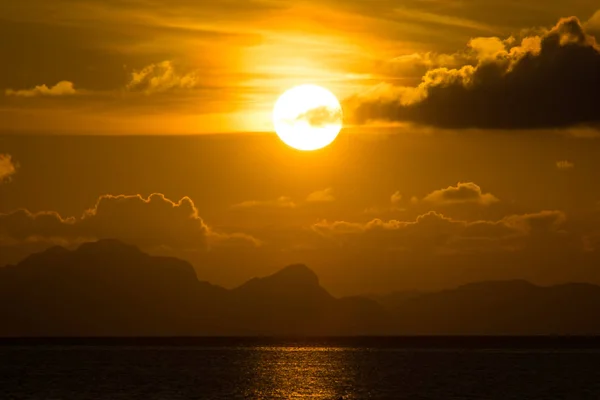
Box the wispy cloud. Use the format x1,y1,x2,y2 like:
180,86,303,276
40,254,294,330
556,160,575,171
393,7,500,34
126,61,199,94
233,196,297,209
306,188,336,203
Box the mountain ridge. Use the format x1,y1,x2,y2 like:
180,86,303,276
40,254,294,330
2,239,600,336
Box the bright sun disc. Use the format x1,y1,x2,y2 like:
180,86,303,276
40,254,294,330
272,84,343,151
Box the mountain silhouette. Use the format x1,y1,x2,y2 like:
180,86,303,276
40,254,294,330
390,280,600,335
2,239,600,336
229,264,335,334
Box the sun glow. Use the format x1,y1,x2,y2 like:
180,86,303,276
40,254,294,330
272,84,343,151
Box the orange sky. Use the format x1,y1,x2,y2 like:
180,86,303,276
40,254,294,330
1,1,600,296
0,0,598,133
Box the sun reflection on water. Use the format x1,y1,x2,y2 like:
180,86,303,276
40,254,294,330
243,346,361,399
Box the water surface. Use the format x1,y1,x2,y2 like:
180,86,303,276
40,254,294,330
3,341,600,399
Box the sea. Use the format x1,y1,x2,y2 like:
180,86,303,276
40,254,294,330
2,338,600,399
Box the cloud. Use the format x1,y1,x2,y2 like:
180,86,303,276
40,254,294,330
5,81,77,97
126,61,199,94
504,210,567,235
306,188,335,203
312,210,567,252
295,106,343,127
0,154,17,183
233,196,297,209
556,160,575,170
78,194,211,248
423,182,499,205
364,191,404,215
348,16,600,130
389,51,472,75
0,210,76,242
208,232,263,248
235,189,336,208
0,193,259,249
588,10,600,34
392,7,499,34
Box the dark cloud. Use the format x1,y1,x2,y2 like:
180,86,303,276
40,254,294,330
0,193,259,249
0,154,17,183
78,194,210,248
0,210,76,242
423,182,499,205
348,17,600,130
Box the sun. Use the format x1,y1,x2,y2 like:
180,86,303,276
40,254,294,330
272,84,343,151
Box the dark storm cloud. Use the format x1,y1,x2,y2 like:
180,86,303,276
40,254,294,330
0,193,259,249
348,17,600,130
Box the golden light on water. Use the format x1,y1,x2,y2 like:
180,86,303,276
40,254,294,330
272,84,343,151
245,346,355,399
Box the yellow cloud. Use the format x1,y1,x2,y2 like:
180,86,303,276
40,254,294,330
0,154,17,183
126,61,199,94
5,81,77,97
423,182,499,206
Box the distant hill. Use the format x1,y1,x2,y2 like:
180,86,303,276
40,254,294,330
391,280,600,335
2,239,600,336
